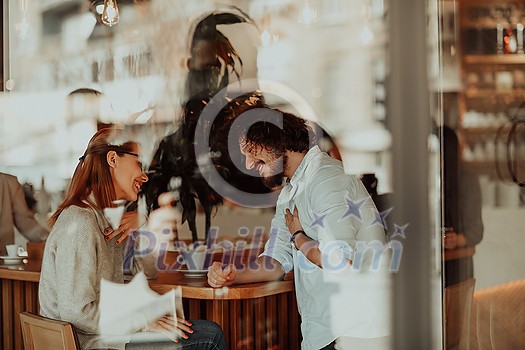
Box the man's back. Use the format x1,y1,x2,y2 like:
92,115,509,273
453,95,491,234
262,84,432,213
0,173,48,255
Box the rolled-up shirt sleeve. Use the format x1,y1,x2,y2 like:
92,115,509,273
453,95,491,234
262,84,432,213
260,203,294,273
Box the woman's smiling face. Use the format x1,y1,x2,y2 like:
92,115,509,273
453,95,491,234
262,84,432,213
109,143,148,202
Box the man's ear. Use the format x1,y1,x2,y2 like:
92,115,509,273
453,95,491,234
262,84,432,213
107,150,117,169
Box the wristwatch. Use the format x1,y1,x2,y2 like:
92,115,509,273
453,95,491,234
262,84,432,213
290,230,306,249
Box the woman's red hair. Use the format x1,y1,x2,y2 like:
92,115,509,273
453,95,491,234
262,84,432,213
49,127,136,226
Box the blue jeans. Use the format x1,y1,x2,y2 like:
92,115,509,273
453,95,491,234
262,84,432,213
125,320,227,350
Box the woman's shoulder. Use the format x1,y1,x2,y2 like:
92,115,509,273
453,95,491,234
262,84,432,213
51,205,103,240
58,205,97,221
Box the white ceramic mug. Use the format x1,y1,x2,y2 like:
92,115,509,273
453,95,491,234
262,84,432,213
182,245,208,271
6,244,24,257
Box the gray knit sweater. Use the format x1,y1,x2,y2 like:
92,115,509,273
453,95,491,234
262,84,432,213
39,205,158,349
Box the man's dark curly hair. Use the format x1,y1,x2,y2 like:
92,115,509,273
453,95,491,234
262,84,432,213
241,109,313,158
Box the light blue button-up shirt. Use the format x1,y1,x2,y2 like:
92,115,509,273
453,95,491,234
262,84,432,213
261,146,392,349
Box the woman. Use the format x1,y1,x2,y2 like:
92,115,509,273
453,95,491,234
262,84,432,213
39,127,227,349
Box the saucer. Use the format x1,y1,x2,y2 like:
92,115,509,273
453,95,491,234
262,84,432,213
0,256,26,264
176,269,208,278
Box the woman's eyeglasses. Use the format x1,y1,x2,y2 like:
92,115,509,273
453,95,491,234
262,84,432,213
118,151,139,158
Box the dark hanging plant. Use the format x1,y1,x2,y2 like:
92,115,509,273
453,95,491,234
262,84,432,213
143,11,268,242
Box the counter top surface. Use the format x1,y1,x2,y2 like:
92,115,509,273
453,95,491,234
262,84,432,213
0,260,294,300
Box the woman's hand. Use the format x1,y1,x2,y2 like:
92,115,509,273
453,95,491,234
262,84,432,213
285,207,303,234
146,316,193,342
103,193,178,247
103,212,146,245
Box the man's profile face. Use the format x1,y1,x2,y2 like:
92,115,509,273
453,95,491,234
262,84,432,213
239,140,286,190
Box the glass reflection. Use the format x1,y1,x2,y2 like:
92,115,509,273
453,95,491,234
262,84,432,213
2,1,396,349
438,1,525,348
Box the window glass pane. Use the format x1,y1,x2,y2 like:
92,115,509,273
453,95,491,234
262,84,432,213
435,0,525,348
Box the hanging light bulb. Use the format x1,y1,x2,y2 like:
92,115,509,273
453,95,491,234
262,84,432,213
360,23,374,45
299,0,317,26
16,14,30,38
16,0,31,39
101,0,119,27
261,9,272,47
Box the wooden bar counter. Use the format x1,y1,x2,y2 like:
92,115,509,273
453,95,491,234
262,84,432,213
0,260,301,350
153,272,300,350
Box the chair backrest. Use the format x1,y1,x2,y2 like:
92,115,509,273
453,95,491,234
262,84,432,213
19,312,80,350
470,278,525,349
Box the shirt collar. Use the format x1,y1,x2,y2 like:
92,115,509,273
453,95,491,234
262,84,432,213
288,146,321,188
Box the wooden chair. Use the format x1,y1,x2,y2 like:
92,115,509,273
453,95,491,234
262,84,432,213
19,312,80,350
470,279,525,349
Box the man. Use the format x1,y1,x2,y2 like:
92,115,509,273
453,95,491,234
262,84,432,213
0,172,49,255
208,110,391,349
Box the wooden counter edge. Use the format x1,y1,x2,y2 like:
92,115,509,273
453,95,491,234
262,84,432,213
150,279,295,300
0,264,295,300
0,267,40,282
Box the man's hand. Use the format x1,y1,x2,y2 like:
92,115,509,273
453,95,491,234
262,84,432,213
285,206,303,234
207,262,237,288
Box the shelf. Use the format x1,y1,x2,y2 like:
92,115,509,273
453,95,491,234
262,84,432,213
464,55,525,65
462,126,508,144
457,0,525,179
464,89,525,98
463,160,525,177
462,126,510,133
460,19,521,29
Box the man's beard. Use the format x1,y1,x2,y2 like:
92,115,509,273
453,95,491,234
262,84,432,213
261,155,287,190
262,173,284,190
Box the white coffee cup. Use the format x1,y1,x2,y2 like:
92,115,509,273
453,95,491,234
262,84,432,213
6,244,24,257
181,245,208,270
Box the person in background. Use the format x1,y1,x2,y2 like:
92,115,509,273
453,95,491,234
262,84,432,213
39,127,227,350
208,109,391,350
440,125,484,350
21,182,38,212
440,125,484,286
0,172,49,256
